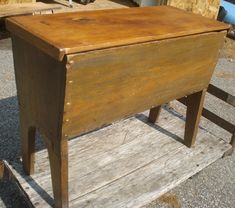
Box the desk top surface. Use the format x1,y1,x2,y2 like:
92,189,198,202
6,6,229,61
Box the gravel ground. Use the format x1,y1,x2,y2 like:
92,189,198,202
0,37,234,208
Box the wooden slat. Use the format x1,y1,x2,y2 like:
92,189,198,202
6,6,229,60
0,3,61,18
4,109,232,208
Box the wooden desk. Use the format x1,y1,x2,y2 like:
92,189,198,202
6,6,228,208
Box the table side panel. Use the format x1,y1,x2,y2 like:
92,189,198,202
11,35,67,141
63,32,226,138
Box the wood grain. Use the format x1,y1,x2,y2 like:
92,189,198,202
63,32,225,138
11,35,66,143
6,6,229,60
0,3,61,18
11,35,69,207
184,90,207,147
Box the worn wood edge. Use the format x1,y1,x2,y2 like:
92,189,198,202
139,143,232,208
67,30,227,64
63,28,228,55
222,146,234,157
6,18,65,61
1,160,35,208
223,133,235,155
6,6,229,61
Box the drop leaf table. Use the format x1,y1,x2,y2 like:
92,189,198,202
6,6,229,208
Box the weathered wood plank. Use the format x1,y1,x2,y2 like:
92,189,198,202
0,3,61,18
71,133,229,208
4,108,231,208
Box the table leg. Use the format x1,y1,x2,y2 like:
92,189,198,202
184,89,207,147
47,139,69,208
21,124,36,175
148,105,162,123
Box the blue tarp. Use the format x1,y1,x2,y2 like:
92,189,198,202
221,0,235,25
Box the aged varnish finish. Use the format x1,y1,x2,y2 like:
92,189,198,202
6,6,229,208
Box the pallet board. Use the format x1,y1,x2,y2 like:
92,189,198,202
2,107,232,208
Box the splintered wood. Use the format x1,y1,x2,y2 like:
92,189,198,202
4,108,231,208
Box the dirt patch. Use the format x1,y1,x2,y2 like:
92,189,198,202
157,194,181,208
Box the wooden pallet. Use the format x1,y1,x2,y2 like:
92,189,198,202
1,108,232,208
